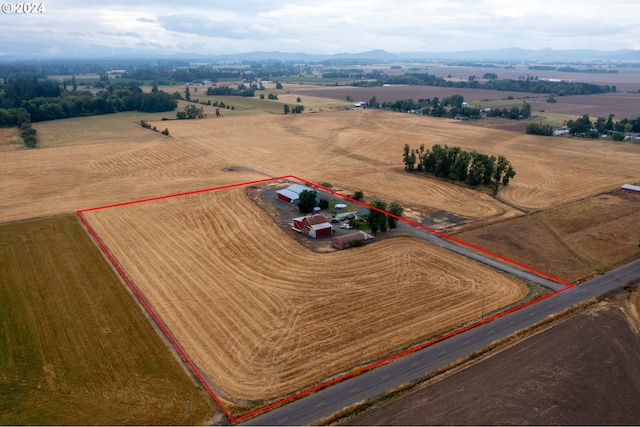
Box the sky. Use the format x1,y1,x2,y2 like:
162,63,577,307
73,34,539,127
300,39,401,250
1,0,639,58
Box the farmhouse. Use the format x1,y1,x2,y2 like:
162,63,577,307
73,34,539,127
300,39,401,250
333,231,375,249
277,184,315,204
292,214,334,238
622,184,640,194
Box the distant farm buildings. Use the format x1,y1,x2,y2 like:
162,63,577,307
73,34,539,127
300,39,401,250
277,184,315,205
622,184,640,194
333,231,374,249
293,214,334,238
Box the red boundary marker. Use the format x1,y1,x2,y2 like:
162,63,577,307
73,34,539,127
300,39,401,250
76,175,573,424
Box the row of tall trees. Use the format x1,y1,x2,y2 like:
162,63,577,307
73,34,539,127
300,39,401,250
403,144,515,193
367,200,404,235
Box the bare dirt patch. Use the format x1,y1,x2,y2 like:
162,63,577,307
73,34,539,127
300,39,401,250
455,191,640,283
455,214,594,283
351,300,640,426
82,184,527,405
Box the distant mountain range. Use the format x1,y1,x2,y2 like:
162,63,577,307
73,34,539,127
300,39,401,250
208,48,640,63
2,47,639,63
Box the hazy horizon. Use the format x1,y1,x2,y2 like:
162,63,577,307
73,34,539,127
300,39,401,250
1,0,639,59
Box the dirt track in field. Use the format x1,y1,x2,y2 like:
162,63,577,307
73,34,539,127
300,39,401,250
83,186,526,402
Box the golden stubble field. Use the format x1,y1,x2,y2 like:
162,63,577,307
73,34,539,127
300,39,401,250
4,109,640,226
82,185,527,403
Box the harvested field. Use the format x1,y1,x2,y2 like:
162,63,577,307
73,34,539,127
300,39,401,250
82,185,527,403
0,127,22,152
351,301,640,426
0,215,214,425
4,109,639,224
456,191,640,282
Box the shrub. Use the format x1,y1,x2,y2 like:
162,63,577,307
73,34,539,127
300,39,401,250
525,122,553,136
350,239,365,247
318,198,329,210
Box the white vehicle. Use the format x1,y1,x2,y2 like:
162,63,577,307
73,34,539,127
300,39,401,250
340,223,353,229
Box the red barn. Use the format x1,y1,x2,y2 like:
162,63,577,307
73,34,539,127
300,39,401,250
277,184,314,204
292,215,334,238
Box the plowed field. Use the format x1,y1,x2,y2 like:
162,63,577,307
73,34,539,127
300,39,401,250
83,185,526,402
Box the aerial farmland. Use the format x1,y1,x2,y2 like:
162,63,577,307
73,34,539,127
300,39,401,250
2,62,640,425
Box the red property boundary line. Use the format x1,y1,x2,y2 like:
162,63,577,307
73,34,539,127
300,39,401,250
76,175,573,424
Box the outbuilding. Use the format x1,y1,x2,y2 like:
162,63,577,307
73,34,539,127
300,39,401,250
333,231,374,249
622,184,640,194
292,214,334,238
276,184,315,204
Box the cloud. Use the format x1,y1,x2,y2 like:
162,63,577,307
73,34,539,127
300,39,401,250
0,0,638,57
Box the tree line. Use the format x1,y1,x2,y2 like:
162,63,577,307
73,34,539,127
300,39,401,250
353,72,610,95
0,79,177,126
403,143,515,193
371,94,531,121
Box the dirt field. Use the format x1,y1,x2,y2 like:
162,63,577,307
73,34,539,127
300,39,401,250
0,215,214,425
82,185,527,404
293,67,640,118
351,297,640,426
457,191,640,282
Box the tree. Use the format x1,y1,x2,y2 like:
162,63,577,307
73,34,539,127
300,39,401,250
611,131,625,141
215,108,221,118
492,156,510,194
368,200,388,235
297,190,317,214
346,95,353,102
387,202,403,229
296,97,301,102
502,165,516,185
567,114,592,135
275,82,283,89
185,85,190,101
521,101,531,119
448,94,464,108
184,104,205,119
353,190,364,201
508,105,520,119
318,198,329,210
283,104,290,114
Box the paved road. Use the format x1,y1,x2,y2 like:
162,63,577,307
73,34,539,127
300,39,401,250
243,257,640,426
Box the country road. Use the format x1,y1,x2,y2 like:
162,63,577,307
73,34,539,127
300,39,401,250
242,257,640,426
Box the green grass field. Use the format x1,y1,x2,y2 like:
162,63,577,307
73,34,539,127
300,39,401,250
0,215,215,425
